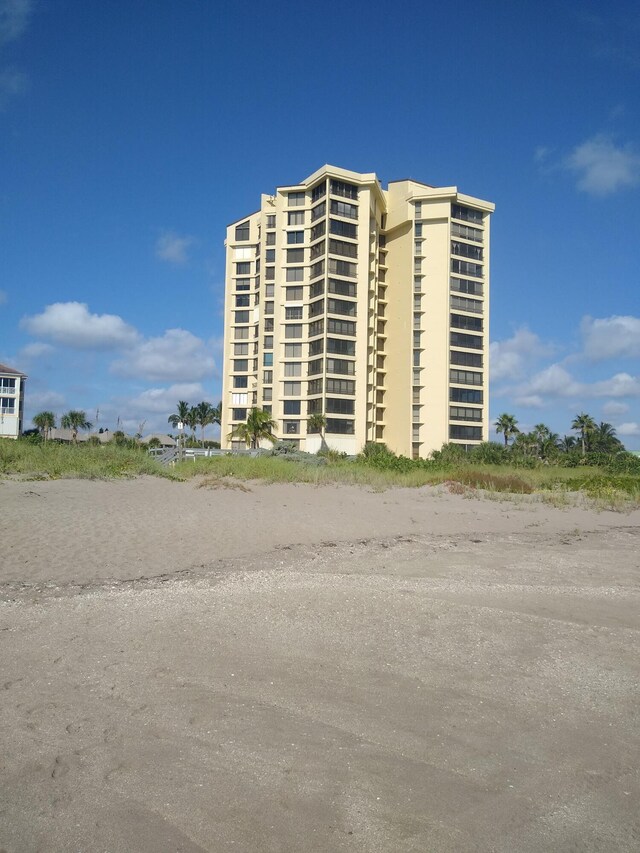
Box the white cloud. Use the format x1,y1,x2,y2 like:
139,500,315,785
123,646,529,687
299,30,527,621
603,400,629,417
26,389,65,411
527,363,583,397
19,341,54,360
125,383,208,415
155,231,196,265
617,422,640,437
110,328,216,382
589,372,640,398
513,395,544,408
565,135,640,195
581,314,640,360
0,0,32,45
490,328,554,382
21,302,140,350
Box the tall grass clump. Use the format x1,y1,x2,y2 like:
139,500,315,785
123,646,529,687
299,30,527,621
0,439,174,480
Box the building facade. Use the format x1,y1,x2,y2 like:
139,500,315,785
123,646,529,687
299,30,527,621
222,165,494,458
0,363,27,440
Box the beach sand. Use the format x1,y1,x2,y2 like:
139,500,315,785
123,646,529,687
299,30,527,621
1,476,639,851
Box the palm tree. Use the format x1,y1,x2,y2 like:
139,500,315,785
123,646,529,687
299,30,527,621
495,413,519,447
33,411,56,442
195,401,220,445
185,406,199,444
559,435,576,453
571,412,596,456
168,400,190,431
307,412,327,445
591,422,623,454
60,410,92,444
228,407,277,449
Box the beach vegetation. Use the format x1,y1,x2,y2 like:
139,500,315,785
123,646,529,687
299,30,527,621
33,410,56,441
60,410,92,443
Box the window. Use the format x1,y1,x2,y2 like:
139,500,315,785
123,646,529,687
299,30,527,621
235,278,250,291
328,278,356,297
311,182,326,202
450,387,483,404
327,337,355,355
263,405,272,414
263,370,273,383
326,397,354,414
288,191,305,207
232,408,247,421
288,211,305,226
285,306,303,319
326,358,355,375
232,393,248,405
310,280,325,298
262,387,272,402
330,219,357,239
284,400,301,414
450,350,483,367
266,214,276,228
450,277,483,296
234,246,252,260
330,180,358,200
413,350,421,366
451,241,483,261
263,335,273,348
285,286,303,301
452,222,483,243
309,339,324,356
236,262,250,275
234,326,249,339
452,259,483,278
287,230,304,245
266,232,276,246
308,358,323,375
329,238,357,258
308,319,324,337
450,369,483,386
451,295,483,314
310,259,325,279
283,420,300,434
450,332,483,349
311,221,326,241
284,343,302,357
283,381,301,396
285,324,303,339
326,378,355,395
311,201,326,221
233,376,248,388
327,318,356,336
328,258,356,278
233,359,248,371
326,418,354,434
449,425,482,440
265,249,275,262
265,284,274,298
328,298,356,317
236,295,250,308
451,313,483,332
415,223,423,237
235,221,250,241
330,199,358,219
234,343,249,355
264,301,274,314
284,362,302,377
414,202,422,217
287,248,304,263
310,239,325,260
265,266,275,281
286,268,304,282
309,299,324,318
308,378,323,395
452,203,483,224
234,311,249,323
450,406,483,422
263,352,273,366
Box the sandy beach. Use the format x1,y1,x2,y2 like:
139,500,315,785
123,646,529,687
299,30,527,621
1,476,639,852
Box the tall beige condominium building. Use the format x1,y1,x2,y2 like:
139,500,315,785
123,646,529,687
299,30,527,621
222,165,494,458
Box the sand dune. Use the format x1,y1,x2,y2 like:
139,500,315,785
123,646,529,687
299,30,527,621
1,477,639,851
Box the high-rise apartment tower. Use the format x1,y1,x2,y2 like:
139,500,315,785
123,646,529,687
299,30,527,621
222,165,494,458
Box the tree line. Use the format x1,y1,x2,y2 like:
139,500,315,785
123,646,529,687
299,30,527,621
168,400,221,445
494,412,625,460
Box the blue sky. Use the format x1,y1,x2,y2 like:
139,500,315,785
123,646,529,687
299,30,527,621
1,0,639,448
